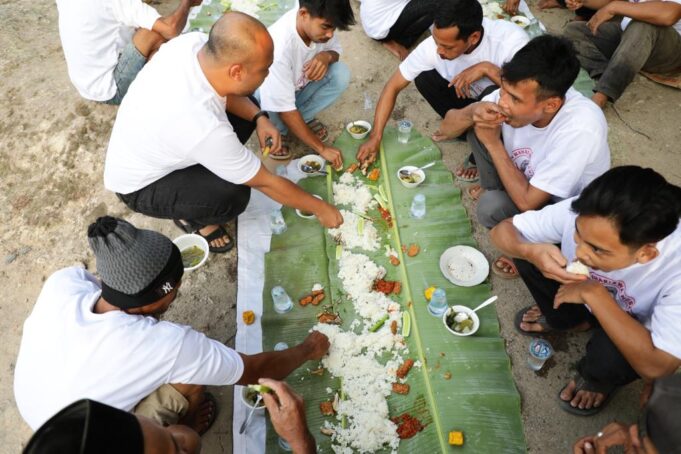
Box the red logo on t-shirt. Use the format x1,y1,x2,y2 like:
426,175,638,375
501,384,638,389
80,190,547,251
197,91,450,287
510,147,534,177
589,272,636,311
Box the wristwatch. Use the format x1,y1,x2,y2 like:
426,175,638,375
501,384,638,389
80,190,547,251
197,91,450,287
252,110,270,123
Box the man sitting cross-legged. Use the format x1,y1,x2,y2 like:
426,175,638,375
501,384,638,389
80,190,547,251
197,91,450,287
435,35,610,278
14,217,330,434
256,0,355,165
564,0,681,108
57,0,202,104
357,0,529,183
491,166,681,415
105,12,343,254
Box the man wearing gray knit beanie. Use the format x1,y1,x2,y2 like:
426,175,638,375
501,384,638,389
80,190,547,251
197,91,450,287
14,216,330,437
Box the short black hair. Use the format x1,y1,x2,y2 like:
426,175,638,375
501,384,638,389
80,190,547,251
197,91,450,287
501,35,580,99
571,166,681,248
434,0,483,40
299,0,355,31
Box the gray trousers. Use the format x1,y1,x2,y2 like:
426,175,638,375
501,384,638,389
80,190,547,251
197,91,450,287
467,129,520,229
565,20,681,101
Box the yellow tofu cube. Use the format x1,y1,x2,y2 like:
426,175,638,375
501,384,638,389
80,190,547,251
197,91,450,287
448,431,464,446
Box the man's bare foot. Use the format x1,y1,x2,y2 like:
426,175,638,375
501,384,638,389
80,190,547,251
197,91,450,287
591,92,609,109
560,379,607,410
198,225,232,249
538,0,562,9
467,184,484,200
180,394,217,435
517,305,592,333
455,162,479,182
382,40,409,61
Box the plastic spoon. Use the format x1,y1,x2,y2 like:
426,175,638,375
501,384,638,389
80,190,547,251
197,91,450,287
239,394,262,434
399,161,436,178
471,295,499,313
301,163,328,175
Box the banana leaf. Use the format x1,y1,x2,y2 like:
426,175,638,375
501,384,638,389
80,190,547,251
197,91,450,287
187,0,295,32
261,127,525,453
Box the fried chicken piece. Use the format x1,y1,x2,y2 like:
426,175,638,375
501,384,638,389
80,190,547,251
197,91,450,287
320,401,335,416
396,358,415,379
346,163,359,174
389,255,400,266
367,168,381,181
391,320,398,335
311,292,325,305
393,282,402,295
311,289,324,297
299,295,313,306
392,383,410,395
407,244,420,257
374,279,395,294
317,312,342,324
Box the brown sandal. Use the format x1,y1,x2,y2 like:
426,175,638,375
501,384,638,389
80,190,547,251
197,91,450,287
269,135,291,161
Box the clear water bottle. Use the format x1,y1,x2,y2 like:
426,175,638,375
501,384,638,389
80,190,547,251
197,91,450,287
527,338,553,371
270,209,287,235
274,342,289,351
410,193,426,219
527,18,543,38
275,164,288,177
427,288,448,316
271,286,293,314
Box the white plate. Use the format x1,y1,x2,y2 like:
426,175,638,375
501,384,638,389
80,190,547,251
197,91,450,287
439,246,489,286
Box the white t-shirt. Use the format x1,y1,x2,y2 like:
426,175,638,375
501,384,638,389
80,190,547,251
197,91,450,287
259,8,344,112
513,199,681,360
359,0,412,40
483,88,610,200
56,0,161,101
104,33,261,195
621,0,681,36
399,19,529,97
14,268,245,430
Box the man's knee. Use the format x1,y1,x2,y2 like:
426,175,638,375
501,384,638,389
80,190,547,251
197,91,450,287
564,21,590,42
213,183,251,218
134,384,192,425
622,20,659,41
476,190,517,229
327,61,351,92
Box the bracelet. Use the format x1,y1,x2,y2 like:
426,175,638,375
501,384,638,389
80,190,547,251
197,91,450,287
252,110,269,123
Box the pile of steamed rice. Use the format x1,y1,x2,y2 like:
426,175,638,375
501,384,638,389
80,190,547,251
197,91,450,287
333,173,377,214
328,210,380,251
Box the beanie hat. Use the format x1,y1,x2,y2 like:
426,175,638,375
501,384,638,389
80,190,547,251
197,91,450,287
23,399,144,454
644,374,681,454
87,217,183,309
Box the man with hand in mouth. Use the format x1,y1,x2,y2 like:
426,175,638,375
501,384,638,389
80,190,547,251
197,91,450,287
436,35,610,279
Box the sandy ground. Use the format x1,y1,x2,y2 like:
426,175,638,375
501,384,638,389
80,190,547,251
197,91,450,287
1,0,680,452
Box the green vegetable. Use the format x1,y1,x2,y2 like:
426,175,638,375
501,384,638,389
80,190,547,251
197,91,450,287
369,314,390,332
357,217,365,235
248,384,272,394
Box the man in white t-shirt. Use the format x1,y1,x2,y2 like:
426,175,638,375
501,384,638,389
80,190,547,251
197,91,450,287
256,0,355,166
436,35,610,278
359,0,437,60
14,217,330,433
57,0,201,105
564,0,681,108
105,13,343,254
357,0,529,182
490,166,681,415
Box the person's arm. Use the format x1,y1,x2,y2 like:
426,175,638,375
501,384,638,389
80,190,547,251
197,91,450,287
237,331,330,384
568,0,614,11
226,95,283,155
356,71,411,162
449,62,502,99
277,109,343,169
259,379,317,454
473,124,552,211
245,166,343,227
303,51,339,81
588,0,681,33
555,283,681,380
151,0,202,39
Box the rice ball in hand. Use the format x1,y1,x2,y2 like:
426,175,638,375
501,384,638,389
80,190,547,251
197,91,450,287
566,260,590,276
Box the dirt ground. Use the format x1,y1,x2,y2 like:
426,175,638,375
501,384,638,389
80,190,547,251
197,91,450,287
0,0,679,452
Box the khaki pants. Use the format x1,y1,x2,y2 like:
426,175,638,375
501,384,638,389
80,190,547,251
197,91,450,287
134,384,190,426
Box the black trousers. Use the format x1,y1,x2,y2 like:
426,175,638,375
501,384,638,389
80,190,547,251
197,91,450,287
514,259,640,387
414,69,499,118
383,0,437,48
117,99,258,230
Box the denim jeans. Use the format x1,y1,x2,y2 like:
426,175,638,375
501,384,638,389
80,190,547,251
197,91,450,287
565,20,681,101
103,42,147,106
257,61,350,135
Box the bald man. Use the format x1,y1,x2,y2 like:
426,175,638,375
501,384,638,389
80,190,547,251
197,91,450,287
104,13,343,253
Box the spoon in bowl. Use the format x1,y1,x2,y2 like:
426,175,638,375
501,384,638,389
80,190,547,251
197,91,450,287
301,163,328,175
471,295,498,313
239,394,263,434
399,161,436,178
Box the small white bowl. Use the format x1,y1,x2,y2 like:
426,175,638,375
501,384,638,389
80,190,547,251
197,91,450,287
346,121,372,140
396,166,426,188
173,234,209,271
296,194,323,219
511,15,530,28
298,154,326,175
239,386,266,412
439,245,489,287
442,305,480,336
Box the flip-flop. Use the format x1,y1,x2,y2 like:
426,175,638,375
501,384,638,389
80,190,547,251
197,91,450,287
198,392,219,435
492,255,519,279
514,305,554,336
558,373,617,416
307,118,329,143
174,220,234,253
269,135,291,161
455,156,479,183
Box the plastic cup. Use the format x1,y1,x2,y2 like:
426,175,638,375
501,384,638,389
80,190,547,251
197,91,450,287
528,338,553,371
397,120,413,144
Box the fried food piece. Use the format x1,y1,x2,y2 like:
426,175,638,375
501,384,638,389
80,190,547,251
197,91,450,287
317,312,342,324
443,372,452,380
320,427,335,436
401,244,407,253
242,310,256,325
346,163,359,174
393,281,401,295
407,243,420,257
396,358,415,379
392,413,424,439
320,401,335,416
311,289,324,297
299,295,313,306
374,279,395,294
389,255,400,266
311,292,325,305
449,431,464,446
360,159,371,176
367,168,381,181
392,383,410,395
390,320,398,335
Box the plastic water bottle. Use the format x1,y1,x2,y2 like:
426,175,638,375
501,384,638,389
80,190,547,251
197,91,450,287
527,18,542,38
271,286,293,314
270,209,287,235
274,342,289,351
410,193,426,219
275,164,288,177
428,288,448,316
527,339,554,371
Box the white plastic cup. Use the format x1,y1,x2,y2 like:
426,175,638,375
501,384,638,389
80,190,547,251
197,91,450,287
397,120,413,144
173,234,209,271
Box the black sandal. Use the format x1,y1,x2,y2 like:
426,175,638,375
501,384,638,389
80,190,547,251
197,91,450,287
173,220,234,253
558,372,617,416
198,392,219,435
514,305,554,337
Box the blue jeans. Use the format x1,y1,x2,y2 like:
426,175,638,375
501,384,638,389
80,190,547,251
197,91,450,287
103,42,147,105
257,61,350,135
